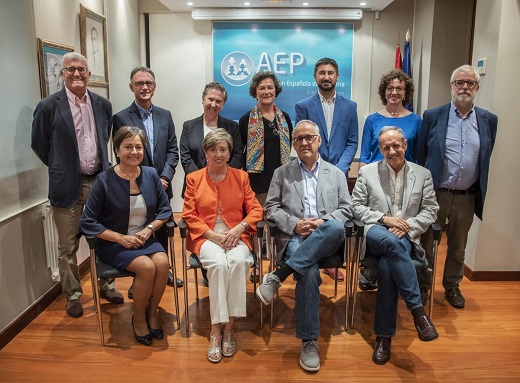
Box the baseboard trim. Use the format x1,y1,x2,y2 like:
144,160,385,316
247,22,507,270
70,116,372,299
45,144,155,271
464,265,520,281
0,258,91,350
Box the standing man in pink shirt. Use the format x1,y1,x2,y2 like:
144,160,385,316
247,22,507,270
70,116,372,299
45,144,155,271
32,52,123,318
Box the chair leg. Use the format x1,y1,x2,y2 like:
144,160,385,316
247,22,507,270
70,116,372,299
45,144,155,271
428,237,439,319
181,238,190,335
256,234,263,328
333,267,339,298
90,249,105,346
168,231,181,330
347,236,362,332
194,269,199,301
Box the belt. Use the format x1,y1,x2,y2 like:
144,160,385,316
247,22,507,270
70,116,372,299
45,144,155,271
81,169,101,179
439,187,476,195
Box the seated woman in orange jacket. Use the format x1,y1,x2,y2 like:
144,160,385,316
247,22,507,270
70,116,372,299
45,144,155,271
182,128,263,364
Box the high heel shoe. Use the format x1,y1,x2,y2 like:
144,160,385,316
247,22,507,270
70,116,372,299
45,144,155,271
146,310,164,339
207,335,223,363
132,315,153,346
222,330,237,357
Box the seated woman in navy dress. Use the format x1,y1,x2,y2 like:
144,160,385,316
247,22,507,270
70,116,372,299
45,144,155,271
81,126,172,346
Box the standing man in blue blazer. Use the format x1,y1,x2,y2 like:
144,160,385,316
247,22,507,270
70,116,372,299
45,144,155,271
113,66,182,291
32,52,123,318
295,57,358,281
416,64,498,309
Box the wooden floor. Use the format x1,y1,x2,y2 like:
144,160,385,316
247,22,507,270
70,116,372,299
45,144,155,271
1,227,519,382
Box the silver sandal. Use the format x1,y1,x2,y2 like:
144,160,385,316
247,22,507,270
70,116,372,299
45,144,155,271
207,335,223,363
222,330,236,357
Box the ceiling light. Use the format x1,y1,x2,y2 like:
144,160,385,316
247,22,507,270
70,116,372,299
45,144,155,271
303,2,309,5
187,2,193,6
192,8,363,20
244,2,250,5
360,2,366,5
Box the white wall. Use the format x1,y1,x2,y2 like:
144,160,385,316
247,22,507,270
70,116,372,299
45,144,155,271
466,0,520,271
0,0,140,335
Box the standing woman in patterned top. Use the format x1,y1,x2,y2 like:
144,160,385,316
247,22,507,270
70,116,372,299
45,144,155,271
238,71,293,208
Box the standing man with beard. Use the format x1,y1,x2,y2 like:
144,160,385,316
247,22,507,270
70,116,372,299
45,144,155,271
113,67,182,293
416,64,498,309
295,57,358,282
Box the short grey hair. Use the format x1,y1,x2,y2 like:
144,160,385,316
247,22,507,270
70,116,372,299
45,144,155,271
130,66,155,81
294,119,320,135
450,64,480,84
202,128,233,153
378,126,406,145
62,52,88,67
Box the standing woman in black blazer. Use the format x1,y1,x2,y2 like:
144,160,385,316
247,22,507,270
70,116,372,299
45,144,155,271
180,82,243,191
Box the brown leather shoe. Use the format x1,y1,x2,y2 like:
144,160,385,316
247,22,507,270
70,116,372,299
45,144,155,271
414,314,439,341
66,300,83,318
100,288,124,304
372,336,391,365
445,288,465,308
323,268,344,282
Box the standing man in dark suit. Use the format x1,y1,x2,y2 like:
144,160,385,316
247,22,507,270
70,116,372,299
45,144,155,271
295,57,358,281
417,64,498,308
113,66,182,290
32,52,123,318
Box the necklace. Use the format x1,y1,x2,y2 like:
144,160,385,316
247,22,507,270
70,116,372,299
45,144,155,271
118,165,140,193
207,168,227,183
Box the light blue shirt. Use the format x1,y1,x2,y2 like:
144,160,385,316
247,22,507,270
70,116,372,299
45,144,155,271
298,156,320,218
135,102,154,163
440,103,480,190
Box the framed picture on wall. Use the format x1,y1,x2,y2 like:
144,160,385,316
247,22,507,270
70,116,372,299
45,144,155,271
80,4,108,87
37,38,74,98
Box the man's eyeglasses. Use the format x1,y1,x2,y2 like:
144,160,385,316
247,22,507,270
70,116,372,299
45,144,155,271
62,67,88,74
268,120,279,136
133,81,156,88
293,135,319,144
386,86,405,93
452,79,478,88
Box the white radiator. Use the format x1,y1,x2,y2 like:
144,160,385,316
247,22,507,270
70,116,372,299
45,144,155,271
42,202,60,282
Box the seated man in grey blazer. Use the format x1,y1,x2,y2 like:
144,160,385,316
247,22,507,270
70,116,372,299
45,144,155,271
351,126,439,365
257,120,353,372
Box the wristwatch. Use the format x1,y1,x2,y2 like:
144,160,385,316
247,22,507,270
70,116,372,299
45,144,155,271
377,214,386,225
240,221,249,230
147,223,154,231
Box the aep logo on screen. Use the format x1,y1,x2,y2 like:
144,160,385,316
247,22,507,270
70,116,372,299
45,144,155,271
220,51,255,87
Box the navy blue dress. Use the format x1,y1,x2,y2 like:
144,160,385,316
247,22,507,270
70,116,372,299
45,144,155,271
81,166,172,271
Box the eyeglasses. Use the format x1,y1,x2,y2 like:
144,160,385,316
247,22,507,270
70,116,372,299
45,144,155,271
133,81,156,88
293,135,319,144
452,79,478,88
386,86,405,93
268,120,279,136
62,67,88,74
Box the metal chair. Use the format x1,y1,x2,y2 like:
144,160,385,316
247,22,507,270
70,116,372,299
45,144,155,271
264,220,355,329
86,220,179,346
178,219,265,334
345,221,442,332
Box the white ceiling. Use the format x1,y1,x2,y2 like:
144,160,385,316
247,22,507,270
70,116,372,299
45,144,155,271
157,0,394,12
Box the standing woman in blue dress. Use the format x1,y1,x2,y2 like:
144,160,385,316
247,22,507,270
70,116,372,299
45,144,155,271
359,69,421,167
81,126,172,346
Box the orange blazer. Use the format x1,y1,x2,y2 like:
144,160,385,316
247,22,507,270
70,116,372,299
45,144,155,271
182,166,263,254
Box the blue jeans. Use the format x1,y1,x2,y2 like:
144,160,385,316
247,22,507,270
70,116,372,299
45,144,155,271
282,220,345,340
365,225,422,337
